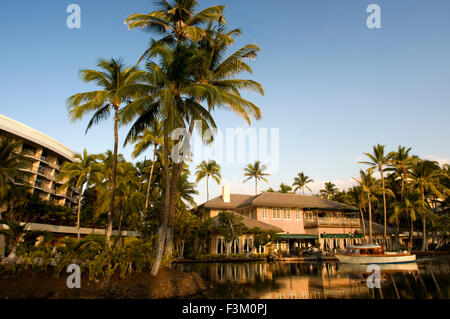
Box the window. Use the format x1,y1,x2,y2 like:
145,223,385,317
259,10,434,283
306,212,314,220
295,209,302,220
41,150,48,162
283,208,291,220
262,208,268,219
272,208,281,220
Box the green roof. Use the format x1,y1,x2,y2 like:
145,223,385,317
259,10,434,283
321,233,363,239
277,234,318,240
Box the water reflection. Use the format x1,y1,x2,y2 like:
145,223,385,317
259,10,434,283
173,256,450,299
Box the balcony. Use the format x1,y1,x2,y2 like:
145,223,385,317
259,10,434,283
304,217,360,228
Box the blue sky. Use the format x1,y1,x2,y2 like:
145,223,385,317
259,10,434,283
1,0,449,203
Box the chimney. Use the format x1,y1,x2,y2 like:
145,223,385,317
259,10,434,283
222,185,230,203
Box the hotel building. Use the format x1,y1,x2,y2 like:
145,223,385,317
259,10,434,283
0,114,81,208
199,186,363,255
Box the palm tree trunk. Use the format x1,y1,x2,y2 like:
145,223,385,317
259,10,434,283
76,196,82,240
106,106,119,243
368,193,373,244
360,208,366,244
409,217,414,252
144,145,157,210
151,128,170,276
118,209,124,247
380,170,387,245
206,175,209,201
255,179,258,195
393,218,400,250
421,187,427,251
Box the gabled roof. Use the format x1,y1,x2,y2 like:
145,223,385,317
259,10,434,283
210,211,283,232
200,193,254,210
200,192,357,212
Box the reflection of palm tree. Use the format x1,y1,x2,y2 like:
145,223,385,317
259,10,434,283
243,161,270,195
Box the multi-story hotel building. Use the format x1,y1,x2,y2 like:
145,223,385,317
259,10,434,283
0,114,81,208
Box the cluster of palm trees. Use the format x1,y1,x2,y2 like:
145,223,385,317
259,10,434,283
65,0,263,275
321,145,450,251
236,148,449,252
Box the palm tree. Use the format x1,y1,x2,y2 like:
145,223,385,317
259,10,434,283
195,160,221,201
387,146,414,248
390,187,424,252
353,170,382,243
359,144,394,244
58,149,100,240
347,186,367,242
0,138,28,204
123,1,263,276
243,161,269,195
178,172,199,208
126,118,164,210
410,160,445,251
67,58,141,242
125,0,225,64
0,219,27,260
292,172,314,194
319,182,338,200
279,183,292,193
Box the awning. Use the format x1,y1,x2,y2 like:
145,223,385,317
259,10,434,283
321,233,363,239
277,234,318,240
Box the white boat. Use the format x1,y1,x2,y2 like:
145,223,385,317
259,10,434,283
336,244,416,264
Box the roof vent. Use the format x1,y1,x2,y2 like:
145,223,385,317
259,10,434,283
222,185,230,203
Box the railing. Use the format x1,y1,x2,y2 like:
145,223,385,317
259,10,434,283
304,217,360,228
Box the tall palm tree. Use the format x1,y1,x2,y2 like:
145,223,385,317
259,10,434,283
410,160,445,251
195,160,221,201
387,146,414,248
125,0,225,64
346,186,367,242
67,58,141,242
126,118,164,210
123,1,263,276
359,144,394,244
319,182,338,200
58,149,100,240
353,170,382,243
243,161,269,195
292,172,314,194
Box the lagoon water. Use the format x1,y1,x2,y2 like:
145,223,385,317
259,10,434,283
173,256,450,299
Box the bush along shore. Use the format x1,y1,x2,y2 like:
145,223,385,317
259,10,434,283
0,234,210,299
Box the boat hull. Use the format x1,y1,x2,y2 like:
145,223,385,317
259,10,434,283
336,254,416,264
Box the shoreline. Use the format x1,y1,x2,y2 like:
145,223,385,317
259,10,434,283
0,268,210,299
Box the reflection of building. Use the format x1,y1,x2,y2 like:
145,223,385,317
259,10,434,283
0,114,81,208
198,187,363,254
